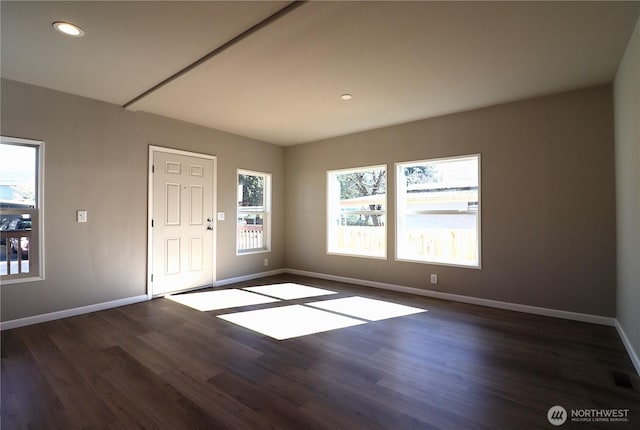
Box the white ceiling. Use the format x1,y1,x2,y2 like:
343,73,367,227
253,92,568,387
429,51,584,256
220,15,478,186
2,1,639,146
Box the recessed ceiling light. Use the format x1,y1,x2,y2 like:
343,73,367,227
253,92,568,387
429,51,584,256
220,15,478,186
341,94,353,100
52,21,85,37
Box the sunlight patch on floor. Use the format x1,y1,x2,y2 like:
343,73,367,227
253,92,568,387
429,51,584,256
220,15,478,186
166,289,279,311
218,304,366,340
307,296,426,321
243,283,337,300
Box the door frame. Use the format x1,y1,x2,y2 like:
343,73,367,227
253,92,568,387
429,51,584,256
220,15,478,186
147,145,217,299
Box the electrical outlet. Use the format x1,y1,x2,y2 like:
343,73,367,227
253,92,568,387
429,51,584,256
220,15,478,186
77,210,87,223
264,258,269,267
430,274,438,285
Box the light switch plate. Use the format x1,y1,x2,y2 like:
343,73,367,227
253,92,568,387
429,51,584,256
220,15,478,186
77,210,87,223
217,212,225,221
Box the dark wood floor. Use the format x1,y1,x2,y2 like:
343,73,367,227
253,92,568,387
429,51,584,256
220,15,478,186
2,274,639,429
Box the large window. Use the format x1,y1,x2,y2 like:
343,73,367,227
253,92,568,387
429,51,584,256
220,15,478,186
396,154,480,268
237,170,271,254
327,165,386,258
0,137,44,282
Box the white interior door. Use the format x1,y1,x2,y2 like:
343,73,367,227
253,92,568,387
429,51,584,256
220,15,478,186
151,150,215,296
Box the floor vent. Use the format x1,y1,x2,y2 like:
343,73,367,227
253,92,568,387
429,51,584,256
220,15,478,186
611,370,635,390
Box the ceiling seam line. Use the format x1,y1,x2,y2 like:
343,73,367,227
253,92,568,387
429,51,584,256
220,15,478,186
122,0,307,109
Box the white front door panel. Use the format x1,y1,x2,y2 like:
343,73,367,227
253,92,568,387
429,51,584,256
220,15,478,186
152,151,214,296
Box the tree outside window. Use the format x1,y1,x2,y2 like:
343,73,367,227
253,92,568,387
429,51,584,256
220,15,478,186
327,165,386,258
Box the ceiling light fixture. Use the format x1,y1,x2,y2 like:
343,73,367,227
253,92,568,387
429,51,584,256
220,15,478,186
341,94,353,100
52,21,85,37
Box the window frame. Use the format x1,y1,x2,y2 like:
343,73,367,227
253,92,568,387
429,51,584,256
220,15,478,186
326,164,387,259
0,136,45,284
395,154,481,269
236,169,271,255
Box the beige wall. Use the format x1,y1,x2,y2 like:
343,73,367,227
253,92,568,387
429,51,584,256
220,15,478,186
0,79,620,322
285,85,617,316
0,79,284,322
614,17,640,365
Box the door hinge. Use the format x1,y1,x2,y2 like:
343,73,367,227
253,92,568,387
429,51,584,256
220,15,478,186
152,165,155,173
151,219,154,227
151,274,154,282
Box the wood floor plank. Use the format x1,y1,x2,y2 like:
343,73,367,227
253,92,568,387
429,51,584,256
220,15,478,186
100,345,222,429
137,328,225,381
209,369,325,430
1,330,73,429
90,312,181,376
299,398,390,430
38,356,120,428
290,354,484,430
160,367,269,430
2,273,639,429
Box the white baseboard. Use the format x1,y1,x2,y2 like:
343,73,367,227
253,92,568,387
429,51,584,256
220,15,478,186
284,268,616,326
289,268,640,376
0,270,288,331
0,294,149,331
614,320,640,376
215,268,286,287
4,268,632,374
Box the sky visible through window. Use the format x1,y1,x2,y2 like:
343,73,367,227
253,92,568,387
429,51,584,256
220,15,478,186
0,143,36,206
1,141,38,277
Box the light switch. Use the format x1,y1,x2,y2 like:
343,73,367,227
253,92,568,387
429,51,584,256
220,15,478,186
77,210,87,223
217,212,225,221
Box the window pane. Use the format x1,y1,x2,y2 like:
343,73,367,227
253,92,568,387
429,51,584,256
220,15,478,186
0,144,36,209
237,171,270,253
238,174,264,208
397,155,480,267
328,166,386,258
1,140,40,279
